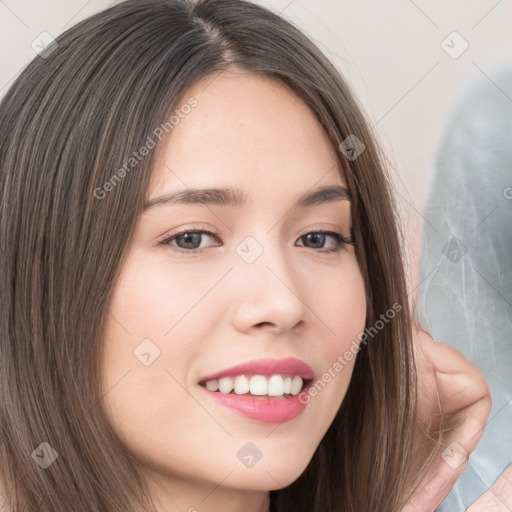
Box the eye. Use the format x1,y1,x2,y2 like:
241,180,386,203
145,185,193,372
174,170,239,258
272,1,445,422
159,229,220,253
296,230,355,253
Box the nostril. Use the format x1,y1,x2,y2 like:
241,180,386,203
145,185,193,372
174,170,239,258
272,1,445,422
255,322,273,328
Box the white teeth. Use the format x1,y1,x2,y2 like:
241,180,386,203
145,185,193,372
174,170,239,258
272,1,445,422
290,376,303,396
206,380,219,392
218,377,234,394
249,375,268,395
202,374,305,397
234,375,250,394
267,375,284,396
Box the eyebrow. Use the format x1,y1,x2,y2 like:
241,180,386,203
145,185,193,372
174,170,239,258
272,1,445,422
143,184,351,210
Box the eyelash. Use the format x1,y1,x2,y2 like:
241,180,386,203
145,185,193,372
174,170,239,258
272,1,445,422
158,228,355,254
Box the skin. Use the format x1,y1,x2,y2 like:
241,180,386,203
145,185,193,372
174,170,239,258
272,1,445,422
100,69,367,512
403,329,491,511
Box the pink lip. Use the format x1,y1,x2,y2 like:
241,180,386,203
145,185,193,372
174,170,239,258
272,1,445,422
200,381,313,423
198,357,315,382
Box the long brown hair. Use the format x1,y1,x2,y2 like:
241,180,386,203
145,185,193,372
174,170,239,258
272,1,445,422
0,0,424,510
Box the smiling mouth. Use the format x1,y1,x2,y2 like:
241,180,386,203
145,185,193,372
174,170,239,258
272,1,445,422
198,374,312,399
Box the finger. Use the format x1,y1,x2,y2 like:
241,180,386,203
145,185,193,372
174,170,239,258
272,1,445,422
402,396,491,512
404,331,492,511
414,331,491,421
415,332,490,405
466,464,512,511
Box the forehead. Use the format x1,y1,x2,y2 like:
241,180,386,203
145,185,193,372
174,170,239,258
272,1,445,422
148,69,346,199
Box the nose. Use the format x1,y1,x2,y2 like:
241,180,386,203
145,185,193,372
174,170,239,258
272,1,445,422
229,239,308,335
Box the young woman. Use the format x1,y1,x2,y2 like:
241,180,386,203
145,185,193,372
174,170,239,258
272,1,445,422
0,1,490,511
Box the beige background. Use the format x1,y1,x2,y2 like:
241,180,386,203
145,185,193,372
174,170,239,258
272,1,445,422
1,0,511,259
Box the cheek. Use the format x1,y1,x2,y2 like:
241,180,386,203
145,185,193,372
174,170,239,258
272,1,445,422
302,256,366,411
106,251,214,342
99,249,220,418
314,256,367,350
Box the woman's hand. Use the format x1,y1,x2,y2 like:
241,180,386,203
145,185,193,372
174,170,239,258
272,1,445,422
402,329,492,512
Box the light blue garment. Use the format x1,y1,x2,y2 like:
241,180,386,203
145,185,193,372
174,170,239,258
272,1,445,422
416,67,512,511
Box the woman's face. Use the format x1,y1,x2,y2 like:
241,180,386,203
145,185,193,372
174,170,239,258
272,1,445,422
101,69,366,507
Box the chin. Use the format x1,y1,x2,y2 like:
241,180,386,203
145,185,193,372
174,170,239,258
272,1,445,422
227,456,311,491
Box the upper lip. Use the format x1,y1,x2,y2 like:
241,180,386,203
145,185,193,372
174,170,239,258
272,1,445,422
199,357,315,383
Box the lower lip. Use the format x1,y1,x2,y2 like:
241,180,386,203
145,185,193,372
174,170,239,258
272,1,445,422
200,384,311,424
